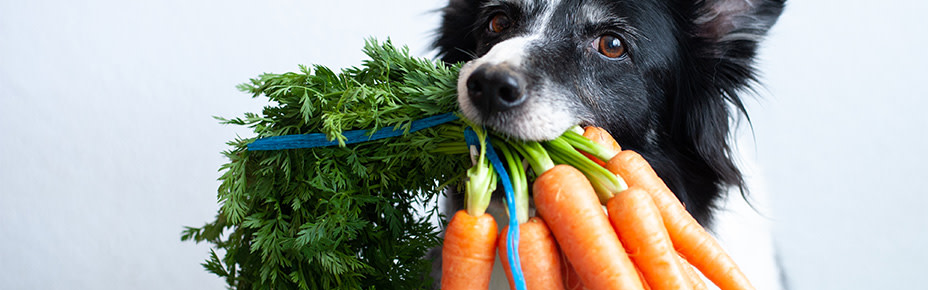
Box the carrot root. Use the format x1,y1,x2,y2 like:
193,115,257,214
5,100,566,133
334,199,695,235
678,253,708,290
499,217,566,290
608,187,693,290
560,252,589,290
441,210,498,290
533,164,645,290
583,126,622,156
605,150,755,290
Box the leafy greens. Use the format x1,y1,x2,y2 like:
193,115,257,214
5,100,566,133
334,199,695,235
181,39,469,290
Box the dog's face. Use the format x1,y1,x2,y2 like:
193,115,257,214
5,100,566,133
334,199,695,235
456,0,670,141
438,0,784,225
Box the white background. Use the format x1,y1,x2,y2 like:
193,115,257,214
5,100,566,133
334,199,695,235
1,1,925,289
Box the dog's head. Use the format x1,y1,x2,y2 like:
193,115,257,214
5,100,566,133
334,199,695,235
436,0,784,224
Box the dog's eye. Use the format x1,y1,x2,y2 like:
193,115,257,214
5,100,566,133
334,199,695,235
595,34,626,59
488,13,511,33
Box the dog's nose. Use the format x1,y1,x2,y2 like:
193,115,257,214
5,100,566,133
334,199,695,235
465,65,524,114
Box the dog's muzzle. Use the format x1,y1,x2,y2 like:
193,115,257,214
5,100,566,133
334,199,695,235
464,64,526,117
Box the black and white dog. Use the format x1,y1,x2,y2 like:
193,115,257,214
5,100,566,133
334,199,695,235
432,0,785,288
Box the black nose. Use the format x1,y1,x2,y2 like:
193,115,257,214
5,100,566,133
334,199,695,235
465,65,524,114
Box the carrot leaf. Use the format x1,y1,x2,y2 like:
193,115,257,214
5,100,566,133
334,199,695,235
183,39,469,290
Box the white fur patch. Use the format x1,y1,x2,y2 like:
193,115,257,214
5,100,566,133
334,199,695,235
456,36,533,130
479,36,532,67
456,0,574,141
493,85,578,140
531,0,559,35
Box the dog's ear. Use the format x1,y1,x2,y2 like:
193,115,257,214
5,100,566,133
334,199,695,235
434,0,483,63
668,0,784,204
691,0,785,91
695,0,785,42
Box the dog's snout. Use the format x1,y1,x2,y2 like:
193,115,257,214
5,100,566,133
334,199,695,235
465,65,524,114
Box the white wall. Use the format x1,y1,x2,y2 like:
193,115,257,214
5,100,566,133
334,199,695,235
0,1,445,289
753,1,928,289
1,0,925,289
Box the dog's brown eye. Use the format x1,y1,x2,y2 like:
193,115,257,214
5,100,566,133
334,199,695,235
488,13,511,33
596,34,626,58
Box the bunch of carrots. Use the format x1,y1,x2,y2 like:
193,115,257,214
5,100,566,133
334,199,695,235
440,125,755,290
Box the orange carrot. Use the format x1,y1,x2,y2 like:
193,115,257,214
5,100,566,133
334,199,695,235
441,210,498,290
605,150,755,290
635,266,652,290
560,253,589,290
580,126,621,166
583,126,622,154
533,164,645,290
498,217,565,290
678,253,708,290
607,187,693,290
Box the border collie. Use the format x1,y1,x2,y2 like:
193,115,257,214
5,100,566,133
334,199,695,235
432,0,785,288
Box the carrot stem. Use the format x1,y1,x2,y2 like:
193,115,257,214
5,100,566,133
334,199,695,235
544,137,627,204
464,125,495,217
507,140,555,175
561,128,617,162
478,133,528,290
497,141,530,224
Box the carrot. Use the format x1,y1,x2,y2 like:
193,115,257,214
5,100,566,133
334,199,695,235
560,253,589,290
441,210,498,290
583,126,622,154
578,125,694,290
533,164,645,290
634,266,652,290
678,254,708,290
579,126,621,166
605,150,755,290
498,217,566,290
607,187,693,290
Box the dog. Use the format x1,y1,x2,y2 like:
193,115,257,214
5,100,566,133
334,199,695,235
430,0,786,288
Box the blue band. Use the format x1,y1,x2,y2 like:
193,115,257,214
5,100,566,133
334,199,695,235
464,128,527,290
247,113,459,150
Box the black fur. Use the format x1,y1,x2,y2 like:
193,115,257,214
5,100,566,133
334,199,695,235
435,0,784,227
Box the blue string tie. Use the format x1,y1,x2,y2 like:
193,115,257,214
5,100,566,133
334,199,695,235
464,127,527,290
247,113,459,150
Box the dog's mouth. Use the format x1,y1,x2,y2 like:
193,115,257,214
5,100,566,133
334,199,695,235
577,120,594,129
458,96,581,141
